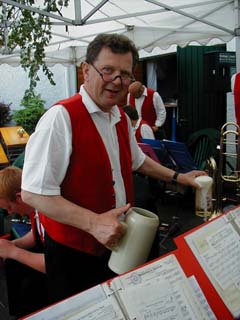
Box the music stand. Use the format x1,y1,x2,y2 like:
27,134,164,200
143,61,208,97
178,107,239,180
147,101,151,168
141,138,197,173
140,139,176,169
162,139,197,172
138,143,160,163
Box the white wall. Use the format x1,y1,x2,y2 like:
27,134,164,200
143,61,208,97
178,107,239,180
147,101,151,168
0,64,77,111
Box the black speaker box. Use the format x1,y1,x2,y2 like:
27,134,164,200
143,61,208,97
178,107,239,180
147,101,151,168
204,51,236,93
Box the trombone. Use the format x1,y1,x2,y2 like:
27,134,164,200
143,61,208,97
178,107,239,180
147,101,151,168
208,122,240,215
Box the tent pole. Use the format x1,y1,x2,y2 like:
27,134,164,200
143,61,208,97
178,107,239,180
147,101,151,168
74,0,82,24
235,0,240,72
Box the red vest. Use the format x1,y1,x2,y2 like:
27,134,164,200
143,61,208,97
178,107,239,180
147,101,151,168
233,73,240,125
42,94,134,256
135,119,149,143
129,88,157,126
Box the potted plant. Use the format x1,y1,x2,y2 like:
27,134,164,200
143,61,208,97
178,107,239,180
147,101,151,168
12,91,46,134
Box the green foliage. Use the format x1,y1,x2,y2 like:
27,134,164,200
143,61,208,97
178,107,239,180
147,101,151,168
0,1,69,94
0,101,12,126
12,91,46,134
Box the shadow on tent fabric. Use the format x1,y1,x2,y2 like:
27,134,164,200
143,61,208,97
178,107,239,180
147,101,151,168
187,128,220,170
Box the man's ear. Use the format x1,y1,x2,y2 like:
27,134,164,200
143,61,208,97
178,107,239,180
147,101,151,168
82,62,90,82
15,192,22,204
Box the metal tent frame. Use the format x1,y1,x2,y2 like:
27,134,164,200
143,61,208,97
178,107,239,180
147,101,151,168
0,0,239,69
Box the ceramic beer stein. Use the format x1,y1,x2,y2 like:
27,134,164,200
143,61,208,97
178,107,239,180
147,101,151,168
108,207,159,274
195,176,213,219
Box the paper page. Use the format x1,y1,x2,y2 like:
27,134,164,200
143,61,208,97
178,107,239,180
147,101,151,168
64,296,125,320
226,205,240,231
110,254,186,290
185,215,240,318
23,285,109,320
202,223,240,290
119,276,211,320
119,278,181,320
188,275,216,320
110,254,209,320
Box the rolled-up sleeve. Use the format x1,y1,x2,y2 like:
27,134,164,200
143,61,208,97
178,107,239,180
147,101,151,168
22,106,72,195
126,115,146,171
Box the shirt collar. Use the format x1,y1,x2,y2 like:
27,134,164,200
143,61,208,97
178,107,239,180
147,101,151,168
143,86,147,97
80,85,121,122
135,118,141,130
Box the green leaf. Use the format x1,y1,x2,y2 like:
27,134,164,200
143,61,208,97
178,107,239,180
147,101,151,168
1,1,69,96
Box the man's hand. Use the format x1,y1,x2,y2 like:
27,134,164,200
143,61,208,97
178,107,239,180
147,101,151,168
89,203,130,249
0,239,18,260
151,126,158,132
177,170,207,189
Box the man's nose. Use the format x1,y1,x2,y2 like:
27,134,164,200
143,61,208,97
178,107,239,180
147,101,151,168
112,75,122,85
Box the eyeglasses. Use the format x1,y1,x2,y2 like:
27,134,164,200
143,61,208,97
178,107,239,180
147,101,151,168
91,64,135,85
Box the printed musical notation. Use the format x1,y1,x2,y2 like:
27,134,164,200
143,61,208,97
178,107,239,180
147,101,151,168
23,206,240,320
185,207,240,319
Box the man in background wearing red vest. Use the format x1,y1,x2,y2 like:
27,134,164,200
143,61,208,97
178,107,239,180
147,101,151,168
123,104,155,142
21,33,205,305
127,81,166,139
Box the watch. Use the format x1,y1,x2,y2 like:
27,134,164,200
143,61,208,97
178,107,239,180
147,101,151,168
171,171,179,185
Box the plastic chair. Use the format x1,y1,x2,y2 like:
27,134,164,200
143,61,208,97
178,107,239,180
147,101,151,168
187,128,220,170
12,150,25,169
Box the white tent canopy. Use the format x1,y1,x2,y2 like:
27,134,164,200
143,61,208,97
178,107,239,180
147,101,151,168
0,0,239,68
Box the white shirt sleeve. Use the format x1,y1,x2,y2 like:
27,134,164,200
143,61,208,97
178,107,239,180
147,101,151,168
231,73,236,92
125,115,146,171
127,93,130,104
140,124,155,139
22,105,72,195
153,91,166,127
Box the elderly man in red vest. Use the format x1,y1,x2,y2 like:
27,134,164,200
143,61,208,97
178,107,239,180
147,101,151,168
127,81,166,138
21,33,205,304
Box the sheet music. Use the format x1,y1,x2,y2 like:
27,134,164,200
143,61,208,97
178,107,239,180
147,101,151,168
188,276,216,320
110,254,186,289
118,278,182,320
185,213,240,319
110,254,210,320
65,296,125,320
23,285,109,320
202,223,240,290
119,276,211,320
226,205,240,231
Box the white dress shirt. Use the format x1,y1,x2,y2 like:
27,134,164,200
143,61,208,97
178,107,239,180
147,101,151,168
127,85,166,127
22,86,145,208
134,118,155,140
